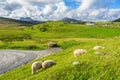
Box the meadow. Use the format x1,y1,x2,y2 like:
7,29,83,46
0,21,120,80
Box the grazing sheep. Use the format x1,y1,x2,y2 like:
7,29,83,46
42,60,56,70
48,42,59,48
93,46,105,50
73,49,87,57
31,61,42,74
95,51,104,55
73,61,80,65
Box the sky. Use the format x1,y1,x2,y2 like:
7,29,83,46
0,0,120,21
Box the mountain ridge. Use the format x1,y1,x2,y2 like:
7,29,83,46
61,17,84,23
113,18,120,22
0,17,42,26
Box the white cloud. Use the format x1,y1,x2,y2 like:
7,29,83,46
0,0,120,21
7,0,62,5
72,0,120,21
43,5,56,15
76,0,113,13
107,9,120,20
52,2,70,18
77,0,95,12
0,8,10,17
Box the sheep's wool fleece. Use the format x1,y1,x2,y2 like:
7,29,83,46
42,60,56,69
74,49,87,54
93,46,105,50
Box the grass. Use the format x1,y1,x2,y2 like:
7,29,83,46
0,38,120,80
1,21,120,50
0,30,31,41
25,21,120,39
59,40,86,49
0,40,46,50
0,21,120,79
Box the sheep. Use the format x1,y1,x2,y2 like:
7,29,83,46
31,61,42,74
73,49,87,57
48,42,59,48
93,46,105,50
95,51,105,55
73,61,80,65
42,60,56,70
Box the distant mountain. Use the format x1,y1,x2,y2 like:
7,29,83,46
20,17,40,23
0,17,35,26
113,18,120,22
20,17,34,22
62,17,83,23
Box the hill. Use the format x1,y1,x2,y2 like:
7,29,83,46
62,17,83,23
0,17,34,41
0,17,35,26
0,21,120,47
25,21,120,39
0,38,120,80
0,21,120,79
113,18,120,22
0,17,44,30
20,17,41,23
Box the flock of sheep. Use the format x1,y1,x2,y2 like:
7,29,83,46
31,42,105,74
73,45,105,65
31,42,58,74
74,45,105,57
32,60,56,74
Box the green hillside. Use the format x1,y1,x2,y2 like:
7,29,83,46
0,38,120,80
0,17,37,49
25,21,120,38
0,21,120,80
1,21,120,50
0,17,33,42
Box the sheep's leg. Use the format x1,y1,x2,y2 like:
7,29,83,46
32,67,36,74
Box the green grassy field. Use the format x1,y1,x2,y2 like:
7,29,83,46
0,21,120,80
0,21,120,50
25,21,120,39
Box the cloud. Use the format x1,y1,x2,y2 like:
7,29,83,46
43,5,57,15
107,9,120,20
7,0,62,5
72,0,120,21
77,0,113,12
0,0,120,21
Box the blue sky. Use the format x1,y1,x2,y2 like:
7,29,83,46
64,0,120,9
110,0,120,8
64,0,81,9
0,0,120,21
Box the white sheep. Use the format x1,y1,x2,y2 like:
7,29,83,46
73,49,87,57
73,61,80,65
95,51,104,55
42,60,56,70
93,46,105,50
31,61,42,74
